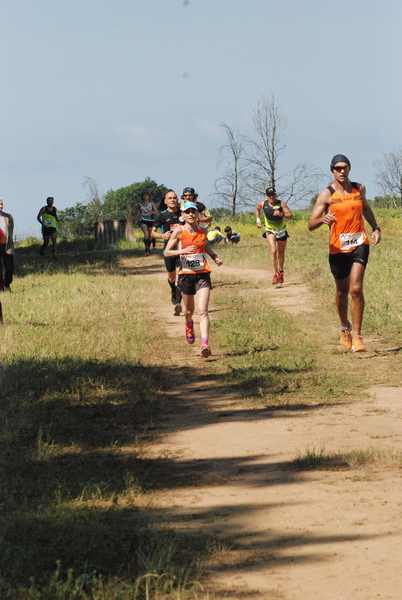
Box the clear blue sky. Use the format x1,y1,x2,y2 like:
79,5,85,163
1,0,401,235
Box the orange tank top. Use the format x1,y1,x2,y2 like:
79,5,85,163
328,182,369,255
178,226,211,275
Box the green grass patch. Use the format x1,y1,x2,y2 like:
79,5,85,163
0,249,211,599
212,276,353,406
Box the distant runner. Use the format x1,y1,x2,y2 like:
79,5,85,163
164,200,223,357
37,196,59,257
0,199,14,292
137,192,158,256
308,154,381,352
181,187,212,230
256,187,292,285
152,190,182,315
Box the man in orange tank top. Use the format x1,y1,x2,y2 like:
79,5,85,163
308,154,381,352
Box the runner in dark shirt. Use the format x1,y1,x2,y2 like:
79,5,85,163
152,189,183,315
37,196,59,257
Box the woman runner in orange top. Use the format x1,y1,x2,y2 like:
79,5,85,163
164,200,223,357
308,154,381,352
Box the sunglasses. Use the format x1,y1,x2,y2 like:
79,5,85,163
184,208,197,214
333,165,349,172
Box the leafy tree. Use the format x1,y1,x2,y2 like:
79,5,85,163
58,203,94,238
58,178,169,240
103,178,168,219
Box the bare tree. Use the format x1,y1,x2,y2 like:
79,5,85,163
375,149,402,207
214,123,245,215
83,177,103,217
246,95,322,206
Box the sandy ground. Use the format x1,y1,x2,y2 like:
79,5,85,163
141,257,402,599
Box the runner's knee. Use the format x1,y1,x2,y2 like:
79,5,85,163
350,283,363,298
199,307,209,319
336,287,348,300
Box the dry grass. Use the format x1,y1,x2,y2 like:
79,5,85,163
293,446,402,471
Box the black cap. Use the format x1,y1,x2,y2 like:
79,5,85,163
265,187,275,196
330,154,351,170
182,187,195,195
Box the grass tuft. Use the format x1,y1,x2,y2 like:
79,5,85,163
293,447,402,471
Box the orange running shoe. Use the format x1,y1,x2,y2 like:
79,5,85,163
271,272,279,285
278,271,284,284
339,329,352,350
352,335,366,353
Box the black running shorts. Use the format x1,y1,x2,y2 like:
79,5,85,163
178,273,212,296
164,255,179,273
329,244,369,280
42,227,57,239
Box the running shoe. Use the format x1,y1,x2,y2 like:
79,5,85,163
352,335,366,353
185,320,195,344
200,343,211,358
271,272,279,285
174,303,182,316
278,271,284,284
339,329,352,350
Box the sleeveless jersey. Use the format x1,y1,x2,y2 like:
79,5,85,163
139,202,155,221
0,215,7,243
328,182,368,255
42,208,58,229
258,200,286,233
178,226,211,275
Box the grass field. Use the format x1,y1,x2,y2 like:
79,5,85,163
214,208,402,339
1,210,402,598
0,247,211,599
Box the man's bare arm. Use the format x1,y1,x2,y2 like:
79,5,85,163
308,189,334,230
37,207,44,224
361,186,381,245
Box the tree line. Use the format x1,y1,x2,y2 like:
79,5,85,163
58,177,168,239
58,96,402,238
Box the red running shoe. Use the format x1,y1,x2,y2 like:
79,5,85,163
185,320,195,344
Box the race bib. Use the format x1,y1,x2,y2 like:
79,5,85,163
0,227,6,244
180,253,206,271
339,232,365,250
274,229,287,239
43,214,57,228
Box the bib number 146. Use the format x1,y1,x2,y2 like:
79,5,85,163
339,232,365,250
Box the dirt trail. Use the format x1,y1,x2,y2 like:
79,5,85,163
141,257,402,599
